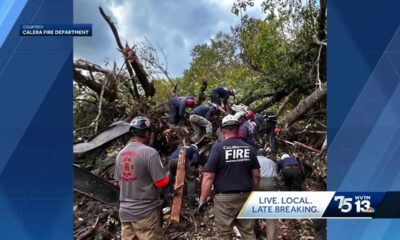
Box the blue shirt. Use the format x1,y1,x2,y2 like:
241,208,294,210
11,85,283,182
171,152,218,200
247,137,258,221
211,87,230,102
170,96,193,118
191,105,214,120
169,145,199,164
278,156,300,171
239,121,257,147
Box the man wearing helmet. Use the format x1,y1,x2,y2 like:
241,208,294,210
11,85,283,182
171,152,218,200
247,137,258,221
114,116,169,240
199,114,260,240
236,111,258,149
168,95,196,125
169,144,199,207
277,153,303,191
210,86,235,111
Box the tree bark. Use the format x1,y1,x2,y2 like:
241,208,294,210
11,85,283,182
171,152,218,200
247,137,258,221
240,91,279,106
253,88,288,113
99,6,155,98
279,82,326,128
74,60,109,74
276,88,298,115
74,69,117,102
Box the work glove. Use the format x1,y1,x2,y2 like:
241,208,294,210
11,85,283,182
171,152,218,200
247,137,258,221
198,199,207,213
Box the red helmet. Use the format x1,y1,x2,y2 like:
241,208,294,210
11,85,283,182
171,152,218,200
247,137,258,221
246,111,255,120
186,98,196,108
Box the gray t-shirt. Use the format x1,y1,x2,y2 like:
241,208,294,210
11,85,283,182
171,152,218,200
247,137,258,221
257,155,278,178
114,142,166,222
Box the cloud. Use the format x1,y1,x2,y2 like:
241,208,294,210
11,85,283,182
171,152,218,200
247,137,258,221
74,0,264,77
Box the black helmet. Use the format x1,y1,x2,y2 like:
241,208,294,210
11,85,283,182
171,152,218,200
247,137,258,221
129,116,151,130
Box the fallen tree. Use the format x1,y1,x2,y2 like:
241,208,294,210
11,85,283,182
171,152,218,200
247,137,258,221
279,81,327,128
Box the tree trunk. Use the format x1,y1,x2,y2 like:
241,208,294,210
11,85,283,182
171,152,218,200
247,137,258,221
99,6,155,98
276,88,298,115
279,82,326,128
240,91,279,106
253,88,288,112
74,70,117,102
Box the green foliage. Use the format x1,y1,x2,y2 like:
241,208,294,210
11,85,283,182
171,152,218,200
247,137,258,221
180,0,325,110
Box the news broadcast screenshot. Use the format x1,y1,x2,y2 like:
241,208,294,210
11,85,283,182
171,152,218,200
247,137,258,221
0,0,399,239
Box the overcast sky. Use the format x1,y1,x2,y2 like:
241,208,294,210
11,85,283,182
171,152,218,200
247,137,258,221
74,0,264,77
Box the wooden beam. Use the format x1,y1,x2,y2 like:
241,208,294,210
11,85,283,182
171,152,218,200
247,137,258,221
170,148,186,223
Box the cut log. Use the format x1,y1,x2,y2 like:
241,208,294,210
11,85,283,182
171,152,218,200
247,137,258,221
279,82,326,128
171,148,186,223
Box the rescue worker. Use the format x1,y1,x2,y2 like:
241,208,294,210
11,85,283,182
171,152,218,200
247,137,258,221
114,116,169,240
189,103,220,141
257,150,279,240
210,86,235,111
168,95,196,124
169,144,199,207
199,114,260,240
236,111,258,148
257,112,278,153
277,153,303,191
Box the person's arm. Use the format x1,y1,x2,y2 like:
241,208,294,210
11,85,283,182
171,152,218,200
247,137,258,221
252,168,261,190
251,151,261,190
148,150,169,189
154,176,169,188
114,154,121,186
200,172,215,202
218,106,227,115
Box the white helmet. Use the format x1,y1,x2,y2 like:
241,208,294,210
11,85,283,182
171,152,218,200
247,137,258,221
221,114,239,127
234,111,246,120
280,153,290,161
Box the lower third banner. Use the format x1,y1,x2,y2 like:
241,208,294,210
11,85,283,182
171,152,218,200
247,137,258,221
237,191,400,219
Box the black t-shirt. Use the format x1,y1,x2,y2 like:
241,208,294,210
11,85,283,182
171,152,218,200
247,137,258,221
204,137,260,192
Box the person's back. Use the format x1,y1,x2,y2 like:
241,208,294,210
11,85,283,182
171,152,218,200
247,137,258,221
277,155,300,170
115,142,165,222
191,105,211,119
207,137,258,193
114,116,168,240
258,155,278,179
277,154,303,191
239,120,257,148
168,96,195,124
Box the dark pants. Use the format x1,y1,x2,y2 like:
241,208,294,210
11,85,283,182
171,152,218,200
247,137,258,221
169,158,196,197
281,167,303,191
314,219,327,240
168,100,179,124
265,125,277,153
210,92,221,106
